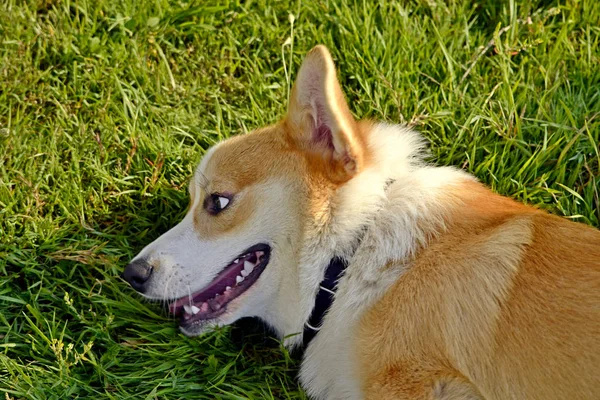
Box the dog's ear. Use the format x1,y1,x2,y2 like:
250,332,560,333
286,45,365,183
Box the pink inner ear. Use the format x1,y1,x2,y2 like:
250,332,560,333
315,123,334,151
311,101,335,151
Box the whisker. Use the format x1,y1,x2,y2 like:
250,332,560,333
196,171,209,190
162,269,177,321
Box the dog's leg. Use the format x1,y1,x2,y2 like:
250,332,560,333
364,362,482,400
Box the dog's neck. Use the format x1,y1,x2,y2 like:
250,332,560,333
303,176,397,346
268,123,472,347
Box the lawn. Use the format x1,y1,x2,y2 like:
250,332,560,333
1,0,598,398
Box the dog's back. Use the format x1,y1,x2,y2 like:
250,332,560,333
358,180,600,399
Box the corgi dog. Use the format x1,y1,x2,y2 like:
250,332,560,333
123,45,600,399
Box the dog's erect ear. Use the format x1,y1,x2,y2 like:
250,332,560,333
286,45,365,183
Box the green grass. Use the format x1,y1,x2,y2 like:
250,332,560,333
1,0,599,398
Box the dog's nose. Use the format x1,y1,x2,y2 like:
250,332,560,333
122,259,153,293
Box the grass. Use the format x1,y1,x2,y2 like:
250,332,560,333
1,0,598,398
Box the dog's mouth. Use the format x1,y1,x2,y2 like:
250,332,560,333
168,244,271,326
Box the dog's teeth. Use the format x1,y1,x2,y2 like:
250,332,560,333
241,270,249,277
236,275,244,284
234,258,240,264
191,305,200,314
226,286,231,291
183,305,193,314
212,302,222,311
244,260,255,273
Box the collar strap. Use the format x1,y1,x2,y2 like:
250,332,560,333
302,256,348,346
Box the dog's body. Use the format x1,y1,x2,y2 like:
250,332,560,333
124,46,600,399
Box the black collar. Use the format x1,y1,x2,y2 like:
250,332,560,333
302,256,348,346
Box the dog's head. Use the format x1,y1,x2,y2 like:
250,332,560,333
123,45,371,337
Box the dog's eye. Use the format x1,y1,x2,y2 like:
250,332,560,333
205,194,231,215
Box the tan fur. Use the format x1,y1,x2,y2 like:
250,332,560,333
358,181,600,399
192,126,297,238
191,45,374,240
191,120,370,240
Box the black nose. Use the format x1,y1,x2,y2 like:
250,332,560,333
122,259,153,293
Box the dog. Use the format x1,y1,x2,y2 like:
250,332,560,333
123,45,600,399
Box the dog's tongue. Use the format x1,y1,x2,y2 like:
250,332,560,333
168,254,258,314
